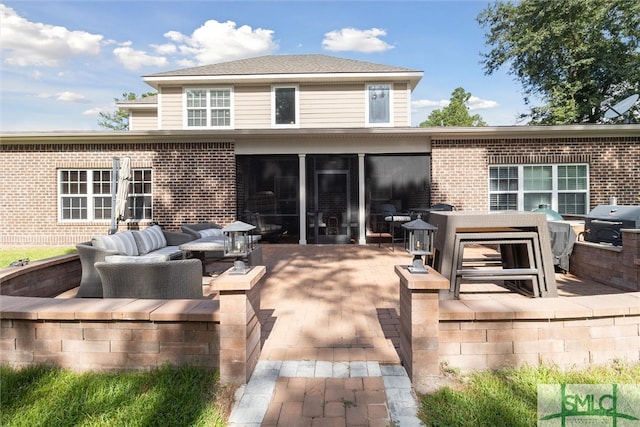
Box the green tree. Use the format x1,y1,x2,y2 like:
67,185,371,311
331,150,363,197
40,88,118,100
478,0,640,124
97,92,156,130
419,87,487,127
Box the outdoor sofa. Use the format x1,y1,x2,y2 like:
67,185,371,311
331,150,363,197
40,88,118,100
95,259,203,299
75,225,195,298
181,222,224,240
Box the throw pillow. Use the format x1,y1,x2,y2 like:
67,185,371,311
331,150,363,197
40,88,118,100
132,225,168,255
199,228,223,238
92,232,139,256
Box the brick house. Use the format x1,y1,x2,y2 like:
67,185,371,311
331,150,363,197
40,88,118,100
1,54,638,247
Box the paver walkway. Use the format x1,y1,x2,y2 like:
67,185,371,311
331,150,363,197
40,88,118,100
225,244,417,426
221,243,619,426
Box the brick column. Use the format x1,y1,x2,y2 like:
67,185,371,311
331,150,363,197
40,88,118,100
395,265,449,393
213,266,266,384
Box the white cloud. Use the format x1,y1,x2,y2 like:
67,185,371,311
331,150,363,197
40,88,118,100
36,91,91,103
152,43,177,55
57,91,90,103
82,106,111,116
468,96,499,110
113,44,169,71
412,99,449,109
0,4,103,67
412,96,499,111
322,28,393,53
164,20,277,65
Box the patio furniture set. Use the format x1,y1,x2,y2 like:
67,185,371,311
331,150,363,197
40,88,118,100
429,211,559,299
75,222,261,299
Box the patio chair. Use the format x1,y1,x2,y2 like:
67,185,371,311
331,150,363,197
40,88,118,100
381,203,411,250
75,242,119,298
95,258,203,299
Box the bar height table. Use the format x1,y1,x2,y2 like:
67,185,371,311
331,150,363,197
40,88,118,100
429,211,558,299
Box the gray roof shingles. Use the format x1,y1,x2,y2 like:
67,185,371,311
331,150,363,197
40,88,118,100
145,54,420,77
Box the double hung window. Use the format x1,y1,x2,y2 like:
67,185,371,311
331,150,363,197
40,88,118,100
58,169,152,221
272,85,298,127
489,164,589,215
185,88,232,128
366,84,392,126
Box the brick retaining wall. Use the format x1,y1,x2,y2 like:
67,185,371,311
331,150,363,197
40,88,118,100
1,255,81,297
438,295,640,373
397,262,640,394
0,296,221,371
1,260,265,384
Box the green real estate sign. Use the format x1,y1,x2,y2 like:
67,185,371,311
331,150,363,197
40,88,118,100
538,384,640,426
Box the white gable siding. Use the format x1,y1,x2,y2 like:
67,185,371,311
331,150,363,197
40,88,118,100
159,86,183,129
299,84,363,128
235,86,271,129
129,110,157,131
393,83,410,127
155,81,413,130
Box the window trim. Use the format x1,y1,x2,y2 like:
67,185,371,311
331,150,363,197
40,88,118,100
183,87,234,129
488,163,589,215
271,84,299,128
365,83,394,127
57,168,153,223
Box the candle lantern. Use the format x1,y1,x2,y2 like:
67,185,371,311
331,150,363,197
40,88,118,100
401,217,437,274
222,221,256,274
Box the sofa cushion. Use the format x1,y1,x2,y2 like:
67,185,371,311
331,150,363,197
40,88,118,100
92,231,139,256
144,246,184,260
199,228,223,238
105,254,169,263
132,225,167,255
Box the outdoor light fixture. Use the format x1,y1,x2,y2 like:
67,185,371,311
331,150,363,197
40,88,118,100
222,221,256,275
401,217,437,274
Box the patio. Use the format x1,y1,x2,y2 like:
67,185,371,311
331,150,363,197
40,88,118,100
213,244,635,426
1,242,637,426
218,244,624,365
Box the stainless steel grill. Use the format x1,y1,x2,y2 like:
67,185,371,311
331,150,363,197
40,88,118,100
583,205,640,246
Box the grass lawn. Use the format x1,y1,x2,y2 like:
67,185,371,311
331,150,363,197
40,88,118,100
418,361,640,427
0,365,235,427
0,247,76,268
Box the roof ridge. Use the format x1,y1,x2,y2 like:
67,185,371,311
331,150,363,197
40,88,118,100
144,54,421,78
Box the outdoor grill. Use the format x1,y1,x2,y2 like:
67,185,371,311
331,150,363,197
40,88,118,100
583,205,640,246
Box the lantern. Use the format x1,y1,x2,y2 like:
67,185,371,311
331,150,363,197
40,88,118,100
222,221,256,274
401,217,437,274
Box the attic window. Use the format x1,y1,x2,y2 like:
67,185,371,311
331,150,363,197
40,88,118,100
185,88,232,128
273,85,299,127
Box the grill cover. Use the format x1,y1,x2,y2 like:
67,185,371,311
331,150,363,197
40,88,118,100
584,205,640,246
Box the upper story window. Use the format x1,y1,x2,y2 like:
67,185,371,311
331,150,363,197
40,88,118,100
58,169,152,222
366,84,392,126
272,85,299,127
185,88,232,128
489,164,589,215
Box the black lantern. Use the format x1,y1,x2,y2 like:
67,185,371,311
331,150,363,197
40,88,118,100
222,221,256,274
401,217,437,274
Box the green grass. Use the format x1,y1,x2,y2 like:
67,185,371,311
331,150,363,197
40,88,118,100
0,247,76,268
0,364,234,427
418,361,640,427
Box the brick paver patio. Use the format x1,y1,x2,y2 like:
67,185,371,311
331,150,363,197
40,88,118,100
221,243,622,426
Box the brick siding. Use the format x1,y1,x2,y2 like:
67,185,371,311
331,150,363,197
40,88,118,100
1,134,638,246
1,142,236,246
431,136,640,210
